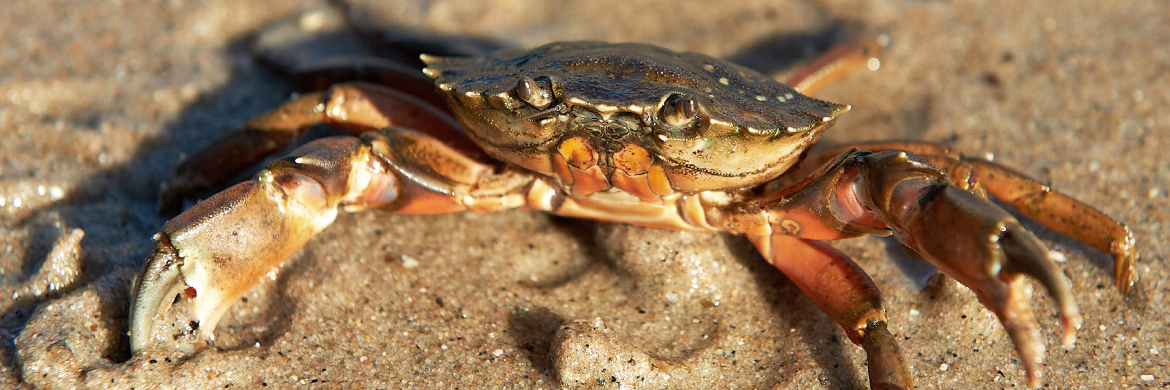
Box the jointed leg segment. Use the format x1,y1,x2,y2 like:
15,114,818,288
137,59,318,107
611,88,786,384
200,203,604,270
751,234,911,389
932,156,1138,293
785,140,1136,293
717,147,1100,387
132,126,539,353
158,81,472,216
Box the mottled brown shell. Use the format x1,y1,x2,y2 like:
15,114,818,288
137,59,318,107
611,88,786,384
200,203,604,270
422,41,848,195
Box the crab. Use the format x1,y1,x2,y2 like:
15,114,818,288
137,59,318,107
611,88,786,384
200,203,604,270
127,35,1138,389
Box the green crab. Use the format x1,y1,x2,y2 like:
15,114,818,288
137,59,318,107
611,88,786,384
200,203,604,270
128,38,1137,389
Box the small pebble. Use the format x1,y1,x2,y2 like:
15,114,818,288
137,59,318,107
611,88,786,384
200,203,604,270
401,255,419,268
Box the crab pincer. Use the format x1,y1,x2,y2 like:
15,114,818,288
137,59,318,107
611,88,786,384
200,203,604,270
132,138,351,349
130,136,395,351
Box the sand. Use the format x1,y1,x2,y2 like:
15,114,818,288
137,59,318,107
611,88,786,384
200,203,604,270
1,0,1167,388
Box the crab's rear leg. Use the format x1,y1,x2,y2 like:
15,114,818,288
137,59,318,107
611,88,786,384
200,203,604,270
158,81,478,216
130,128,537,353
750,234,911,389
783,23,886,96
716,149,1081,387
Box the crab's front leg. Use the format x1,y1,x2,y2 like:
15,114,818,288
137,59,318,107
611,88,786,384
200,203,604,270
749,234,912,389
129,129,536,353
716,149,1082,387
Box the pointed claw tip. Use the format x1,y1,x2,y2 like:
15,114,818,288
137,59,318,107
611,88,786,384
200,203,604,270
1115,251,1139,295
1059,314,1081,349
1111,227,1140,295
129,236,186,353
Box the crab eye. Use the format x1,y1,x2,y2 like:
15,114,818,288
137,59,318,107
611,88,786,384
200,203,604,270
516,76,553,110
661,94,698,127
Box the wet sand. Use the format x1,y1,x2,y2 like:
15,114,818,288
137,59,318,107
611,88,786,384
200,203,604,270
1,0,1167,388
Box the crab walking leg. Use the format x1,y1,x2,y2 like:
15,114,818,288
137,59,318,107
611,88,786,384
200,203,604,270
784,141,1138,294
159,81,470,216
750,234,911,389
920,155,1139,294
713,149,1080,387
131,129,537,353
785,25,886,96
285,58,453,111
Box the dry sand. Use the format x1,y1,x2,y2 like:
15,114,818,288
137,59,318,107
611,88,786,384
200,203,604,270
1,0,1167,388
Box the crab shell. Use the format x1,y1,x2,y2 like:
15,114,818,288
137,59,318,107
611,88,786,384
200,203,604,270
422,42,848,196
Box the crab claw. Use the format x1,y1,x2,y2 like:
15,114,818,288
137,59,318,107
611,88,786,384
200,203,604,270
129,136,382,353
869,164,1081,387
130,175,336,352
129,234,186,353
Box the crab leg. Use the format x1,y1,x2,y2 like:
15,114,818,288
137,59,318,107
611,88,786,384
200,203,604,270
130,128,538,353
785,24,886,96
158,81,474,216
750,234,911,389
923,155,1139,294
791,141,1137,294
283,58,452,110
713,148,1079,387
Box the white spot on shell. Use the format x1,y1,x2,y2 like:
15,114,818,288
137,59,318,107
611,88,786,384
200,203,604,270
593,103,618,113
718,77,729,85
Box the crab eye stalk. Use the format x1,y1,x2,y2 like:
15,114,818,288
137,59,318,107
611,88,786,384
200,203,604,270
516,76,553,110
661,94,699,127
